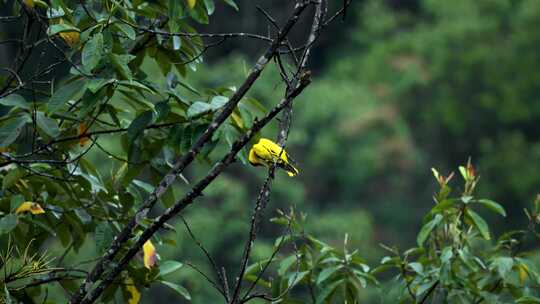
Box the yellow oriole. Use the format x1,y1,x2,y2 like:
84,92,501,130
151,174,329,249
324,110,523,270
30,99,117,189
248,138,299,177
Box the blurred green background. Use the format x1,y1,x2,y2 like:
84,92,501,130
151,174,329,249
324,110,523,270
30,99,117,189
4,0,540,302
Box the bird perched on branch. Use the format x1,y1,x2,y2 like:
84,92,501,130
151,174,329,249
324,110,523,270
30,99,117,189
248,138,299,177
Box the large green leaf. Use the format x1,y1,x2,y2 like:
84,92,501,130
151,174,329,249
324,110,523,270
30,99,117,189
0,94,29,109
0,214,18,235
109,54,136,80
210,95,228,110
466,209,490,240
316,266,340,285
476,199,506,217
516,296,540,304
36,112,60,138
2,169,22,190
82,33,103,71
0,115,28,147
187,101,212,118
95,222,114,254
114,23,136,40
287,270,309,290
127,111,155,142
417,214,443,246
159,261,184,277
48,78,86,114
159,281,191,300
315,279,344,304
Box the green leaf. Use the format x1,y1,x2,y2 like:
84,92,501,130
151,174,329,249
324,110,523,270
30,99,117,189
169,0,184,21
278,255,297,276
317,266,340,285
287,271,309,289
492,257,514,279
159,261,184,277
2,169,22,190
0,115,27,147
417,214,443,246
431,199,457,214
159,281,191,300
95,222,113,254
48,77,86,114
155,101,171,122
315,279,344,304
466,209,491,240
82,33,103,71
3,284,12,304
517,295,540,303
36,112,60,138
114,23,136,40
109,54,136,80
210,95,228,110
127,111,155,142
87,78,114,94
189,2,209,24
476,199,506,217
458,166,467,179
187,101,212,118
222,0,239,11
0,214,18,235
204,0,215,15
0,94,30,109
47,23,80,36
408,262,424,274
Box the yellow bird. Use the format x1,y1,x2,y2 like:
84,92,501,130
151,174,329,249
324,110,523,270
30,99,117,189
248,138,299,177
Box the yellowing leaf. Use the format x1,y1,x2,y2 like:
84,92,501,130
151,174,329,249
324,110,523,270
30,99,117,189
143,240,157,269
15,202,45,215
519,263,529,284
124,277,141,304
78,123,89,146
231,111,244,129
187,0,196,9
24,0,34,8
59,31,80,47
